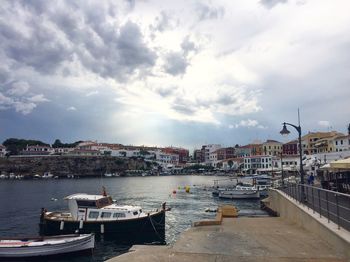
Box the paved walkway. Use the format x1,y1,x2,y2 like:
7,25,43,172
107,217,347,262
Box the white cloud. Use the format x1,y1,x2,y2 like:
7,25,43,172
86,90,99,97
318,120,330,127
28,94,49,103
67,106,77,111
13,101,36,115
229,119,267,129
7,81,30,96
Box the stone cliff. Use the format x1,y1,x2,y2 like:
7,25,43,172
0,156,153,177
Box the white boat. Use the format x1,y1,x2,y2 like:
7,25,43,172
40,189,166,243
0,234,94,258
42,172,54,179
219,186,260,199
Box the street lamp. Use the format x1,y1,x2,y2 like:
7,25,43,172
280,119,305,200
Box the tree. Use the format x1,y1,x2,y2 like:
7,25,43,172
3,138,48,155
228,160,234,169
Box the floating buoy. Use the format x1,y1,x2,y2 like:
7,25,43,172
172,190,177,194
185,186,190,193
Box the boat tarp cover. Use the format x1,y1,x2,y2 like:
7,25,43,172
329,158,350,170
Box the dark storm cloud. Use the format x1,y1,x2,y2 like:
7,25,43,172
163,52,188,76
260,0,288,9
0,1,157,82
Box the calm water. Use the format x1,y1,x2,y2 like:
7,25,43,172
0,176,262,261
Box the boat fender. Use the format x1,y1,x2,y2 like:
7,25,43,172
101,224,105,234
60,221,64,230
79,219,84,229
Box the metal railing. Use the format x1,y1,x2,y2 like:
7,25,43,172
280,183,350,231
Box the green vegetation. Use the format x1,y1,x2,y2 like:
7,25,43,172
3,138,49,155
52,139,82,148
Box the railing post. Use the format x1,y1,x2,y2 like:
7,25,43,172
318,189,321,218
312,187,315,213
326,190,330,223
306,186,309,209
335,194,340,230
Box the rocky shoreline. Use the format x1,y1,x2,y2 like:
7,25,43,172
0,155,154,178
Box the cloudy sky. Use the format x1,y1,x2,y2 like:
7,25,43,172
0,0,349,149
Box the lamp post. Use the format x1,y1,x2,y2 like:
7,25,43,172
280,152,284,187
280,114,305,200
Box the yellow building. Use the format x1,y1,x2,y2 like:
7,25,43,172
262,140,282,156
301,131,344,154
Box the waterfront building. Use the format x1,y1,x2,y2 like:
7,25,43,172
54,147,75,155
201,144,221,164
193,149,203,163
282,140,298,155
67,149,101,156
162,147,189,163
334,134,350,152
301,131,343,155
243,155,273,174
155,151,179,166
21,145,54,155
262,140,282,156
235,145,252,157
209,147,235,167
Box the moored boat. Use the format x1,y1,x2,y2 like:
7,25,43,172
0,234,94,258
218,186,260,199
39,189,167,244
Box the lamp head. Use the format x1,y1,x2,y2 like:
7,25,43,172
280,123,290,136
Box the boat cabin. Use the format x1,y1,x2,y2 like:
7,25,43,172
64,194,143,221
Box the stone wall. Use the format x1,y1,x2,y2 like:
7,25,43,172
0,156,152,177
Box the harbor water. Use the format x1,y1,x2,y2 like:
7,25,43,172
0,175,263,261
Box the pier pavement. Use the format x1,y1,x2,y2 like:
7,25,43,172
107,216,347,262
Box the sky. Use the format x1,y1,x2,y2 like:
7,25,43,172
0,0,350,150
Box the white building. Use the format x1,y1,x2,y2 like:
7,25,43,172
243,155,272,174
202,144,221,164
334,135,350,152
155,151,179,167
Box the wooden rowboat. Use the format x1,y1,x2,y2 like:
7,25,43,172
0,234,94,258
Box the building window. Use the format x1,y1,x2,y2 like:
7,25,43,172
341,140,343,145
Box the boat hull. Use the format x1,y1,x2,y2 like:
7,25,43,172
219,190,260,199
40,211,165,244
0,234,94,258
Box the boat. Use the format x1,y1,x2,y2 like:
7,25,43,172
42,172,54,179
218,186,260,199
0,234,94,258
39,189,167,244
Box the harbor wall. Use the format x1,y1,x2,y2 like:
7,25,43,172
266,189,350,259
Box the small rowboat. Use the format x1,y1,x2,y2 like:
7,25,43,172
0,234,94,258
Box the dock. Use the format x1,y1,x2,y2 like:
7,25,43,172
107,189,350,262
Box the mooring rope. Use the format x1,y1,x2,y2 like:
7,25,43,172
148,215,163,240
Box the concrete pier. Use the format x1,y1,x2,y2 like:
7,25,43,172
107,216,348,262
